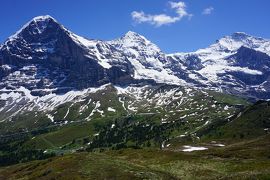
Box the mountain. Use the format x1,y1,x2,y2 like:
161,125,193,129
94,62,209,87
0,15,135,93
167,32,270,99
108,31,184,84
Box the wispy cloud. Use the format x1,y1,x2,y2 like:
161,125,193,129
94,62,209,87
202,7,214,15
131,1,192,27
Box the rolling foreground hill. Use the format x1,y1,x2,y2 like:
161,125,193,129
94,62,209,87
0,15,270,179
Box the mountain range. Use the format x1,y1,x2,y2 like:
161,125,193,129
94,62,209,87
1,15,270,97
0,15,270,179
0,15,270,129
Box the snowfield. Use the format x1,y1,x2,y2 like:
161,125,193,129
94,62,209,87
182,146,208,152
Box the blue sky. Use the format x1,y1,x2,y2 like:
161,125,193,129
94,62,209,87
0,0,270,53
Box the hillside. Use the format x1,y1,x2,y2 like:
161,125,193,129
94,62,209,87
1,135,270,179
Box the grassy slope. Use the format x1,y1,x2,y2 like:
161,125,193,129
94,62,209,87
201,134,270,159
23,116,117,151
200,100,270,142
1,135,270,180
1,98,270,179
0,152,176,180
209,91,250,106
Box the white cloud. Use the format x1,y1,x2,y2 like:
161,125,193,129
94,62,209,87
169,1,189,18
131,1,192,27
202,7,214,15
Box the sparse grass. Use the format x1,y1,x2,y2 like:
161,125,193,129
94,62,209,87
1,143,270,180
23,116,118,150
209,91,250,106
201,101,270,142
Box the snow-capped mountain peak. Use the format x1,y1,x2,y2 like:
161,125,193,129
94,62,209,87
211,32,270,54
231,32,250,39
191,32,270,64
107,31,184,85
0,15,69,61
6,15,62,43
32,15,56,21
122,31,153,46
109,31,161,55
124,31,145,39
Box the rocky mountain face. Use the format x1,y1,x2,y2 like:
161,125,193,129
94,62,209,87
0,15,270,124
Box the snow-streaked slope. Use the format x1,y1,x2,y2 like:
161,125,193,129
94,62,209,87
0,84,110,113
69,33,127,69
0,83,238,132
